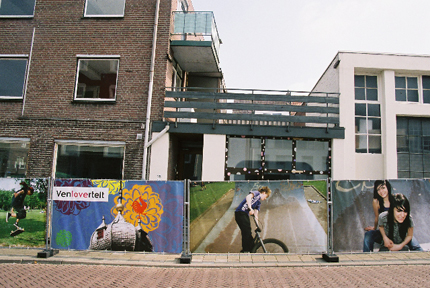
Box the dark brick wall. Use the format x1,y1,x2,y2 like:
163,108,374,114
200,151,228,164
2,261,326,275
0,0,175,178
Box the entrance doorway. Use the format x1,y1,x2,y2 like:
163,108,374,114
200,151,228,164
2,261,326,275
173,134,203,180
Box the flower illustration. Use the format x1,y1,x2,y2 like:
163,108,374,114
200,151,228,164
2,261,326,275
54,201,90,216
111,184,163,232
92,180,121,195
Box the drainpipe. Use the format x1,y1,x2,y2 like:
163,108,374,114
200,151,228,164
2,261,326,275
22,27,36,116
142,0,161,180
145,123,170,149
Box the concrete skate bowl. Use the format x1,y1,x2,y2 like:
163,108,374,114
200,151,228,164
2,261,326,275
190,181,327,254
332,179,430,252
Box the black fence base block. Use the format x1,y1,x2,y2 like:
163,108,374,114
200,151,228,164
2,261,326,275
322,253,339,262
179,253,192,264
37,249,59,258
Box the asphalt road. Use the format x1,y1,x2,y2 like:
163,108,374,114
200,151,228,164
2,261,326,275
1,263,429,287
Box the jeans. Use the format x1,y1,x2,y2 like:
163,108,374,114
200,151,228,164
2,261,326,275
235,211,253,252
363,229,423,252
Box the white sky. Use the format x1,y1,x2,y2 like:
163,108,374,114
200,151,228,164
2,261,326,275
195,0,430,92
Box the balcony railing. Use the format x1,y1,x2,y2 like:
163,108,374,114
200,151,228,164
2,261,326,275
164,88,340,130
172,11,221,62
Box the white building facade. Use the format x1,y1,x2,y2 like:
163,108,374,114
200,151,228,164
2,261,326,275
313,52,430,180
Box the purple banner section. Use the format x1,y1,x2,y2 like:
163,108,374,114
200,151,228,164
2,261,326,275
51,180,184,253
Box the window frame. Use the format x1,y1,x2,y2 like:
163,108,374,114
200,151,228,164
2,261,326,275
73,55,120,103
0,55,29,100
354,75,382,154
0,137,31,178
53,140,126,180
84,0,126,18
397,117,430,179
225,136,331,180
421,75,430,104
0,0,36,18
395,75,419,103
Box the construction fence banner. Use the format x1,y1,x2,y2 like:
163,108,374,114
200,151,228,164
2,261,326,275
50,179,184,253
0,178,48,247
3,178,430,255
189,180,328,254
332,179,430,252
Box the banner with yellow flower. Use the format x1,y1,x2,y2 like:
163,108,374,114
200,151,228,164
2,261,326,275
51,179,184,253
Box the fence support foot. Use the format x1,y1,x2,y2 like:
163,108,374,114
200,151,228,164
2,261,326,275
322,253,339,262
37,249,59,258
179,252,192,264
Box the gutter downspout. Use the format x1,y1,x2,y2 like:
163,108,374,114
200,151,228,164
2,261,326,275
145,123,170,149
22,27,36,116
142,0,161,180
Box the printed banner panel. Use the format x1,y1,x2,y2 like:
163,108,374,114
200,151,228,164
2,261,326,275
190,181,327,253
332,179,430,252
0,178,48,247
51,180,184,253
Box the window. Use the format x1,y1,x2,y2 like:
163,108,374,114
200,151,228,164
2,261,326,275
0,139,30,177
225,137,330,180
395,76,418,102
84,0,125,17
0,0,36,17
0,58,28,99
397,117,430,178
55,142,125,179
422,76,430,104
355,75,378,101
177,0,188,12
354,75,381,153
74,58,119,101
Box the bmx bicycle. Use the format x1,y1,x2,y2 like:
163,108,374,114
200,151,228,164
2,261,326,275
250,215,288,253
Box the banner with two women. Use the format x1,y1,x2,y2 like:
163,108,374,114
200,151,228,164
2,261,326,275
332,179,430,252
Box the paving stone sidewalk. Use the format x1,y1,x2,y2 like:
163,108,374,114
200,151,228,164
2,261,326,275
1,248,430,268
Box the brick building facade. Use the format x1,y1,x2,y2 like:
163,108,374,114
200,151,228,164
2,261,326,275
0,0,197,179
0,0,193,179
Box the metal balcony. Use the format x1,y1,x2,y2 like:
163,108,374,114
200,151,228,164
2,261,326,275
153,88,345,139
171,11,221,75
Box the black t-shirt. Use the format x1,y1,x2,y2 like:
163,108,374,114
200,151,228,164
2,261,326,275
12,189,27,209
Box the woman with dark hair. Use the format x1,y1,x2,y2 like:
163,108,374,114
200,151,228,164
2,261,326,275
363,180,422,252
379,193,418,251
363,180,391,252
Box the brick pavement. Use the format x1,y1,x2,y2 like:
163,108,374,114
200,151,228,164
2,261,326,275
0,263,429,287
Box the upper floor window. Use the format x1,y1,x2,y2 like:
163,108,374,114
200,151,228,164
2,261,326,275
177,0,188,12
422,76,430,104
0,57,28,99
354,75,377,101
0,0,35,17
354,75,381,154
395,76,418,102
84,0,125,17
74,58,119,102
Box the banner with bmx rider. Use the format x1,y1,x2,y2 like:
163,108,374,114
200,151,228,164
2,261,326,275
190,180,327,254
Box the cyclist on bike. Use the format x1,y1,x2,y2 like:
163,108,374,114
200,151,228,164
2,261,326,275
235,186,271,252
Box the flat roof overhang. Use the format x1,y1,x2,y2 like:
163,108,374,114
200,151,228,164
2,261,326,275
171,40,221,75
